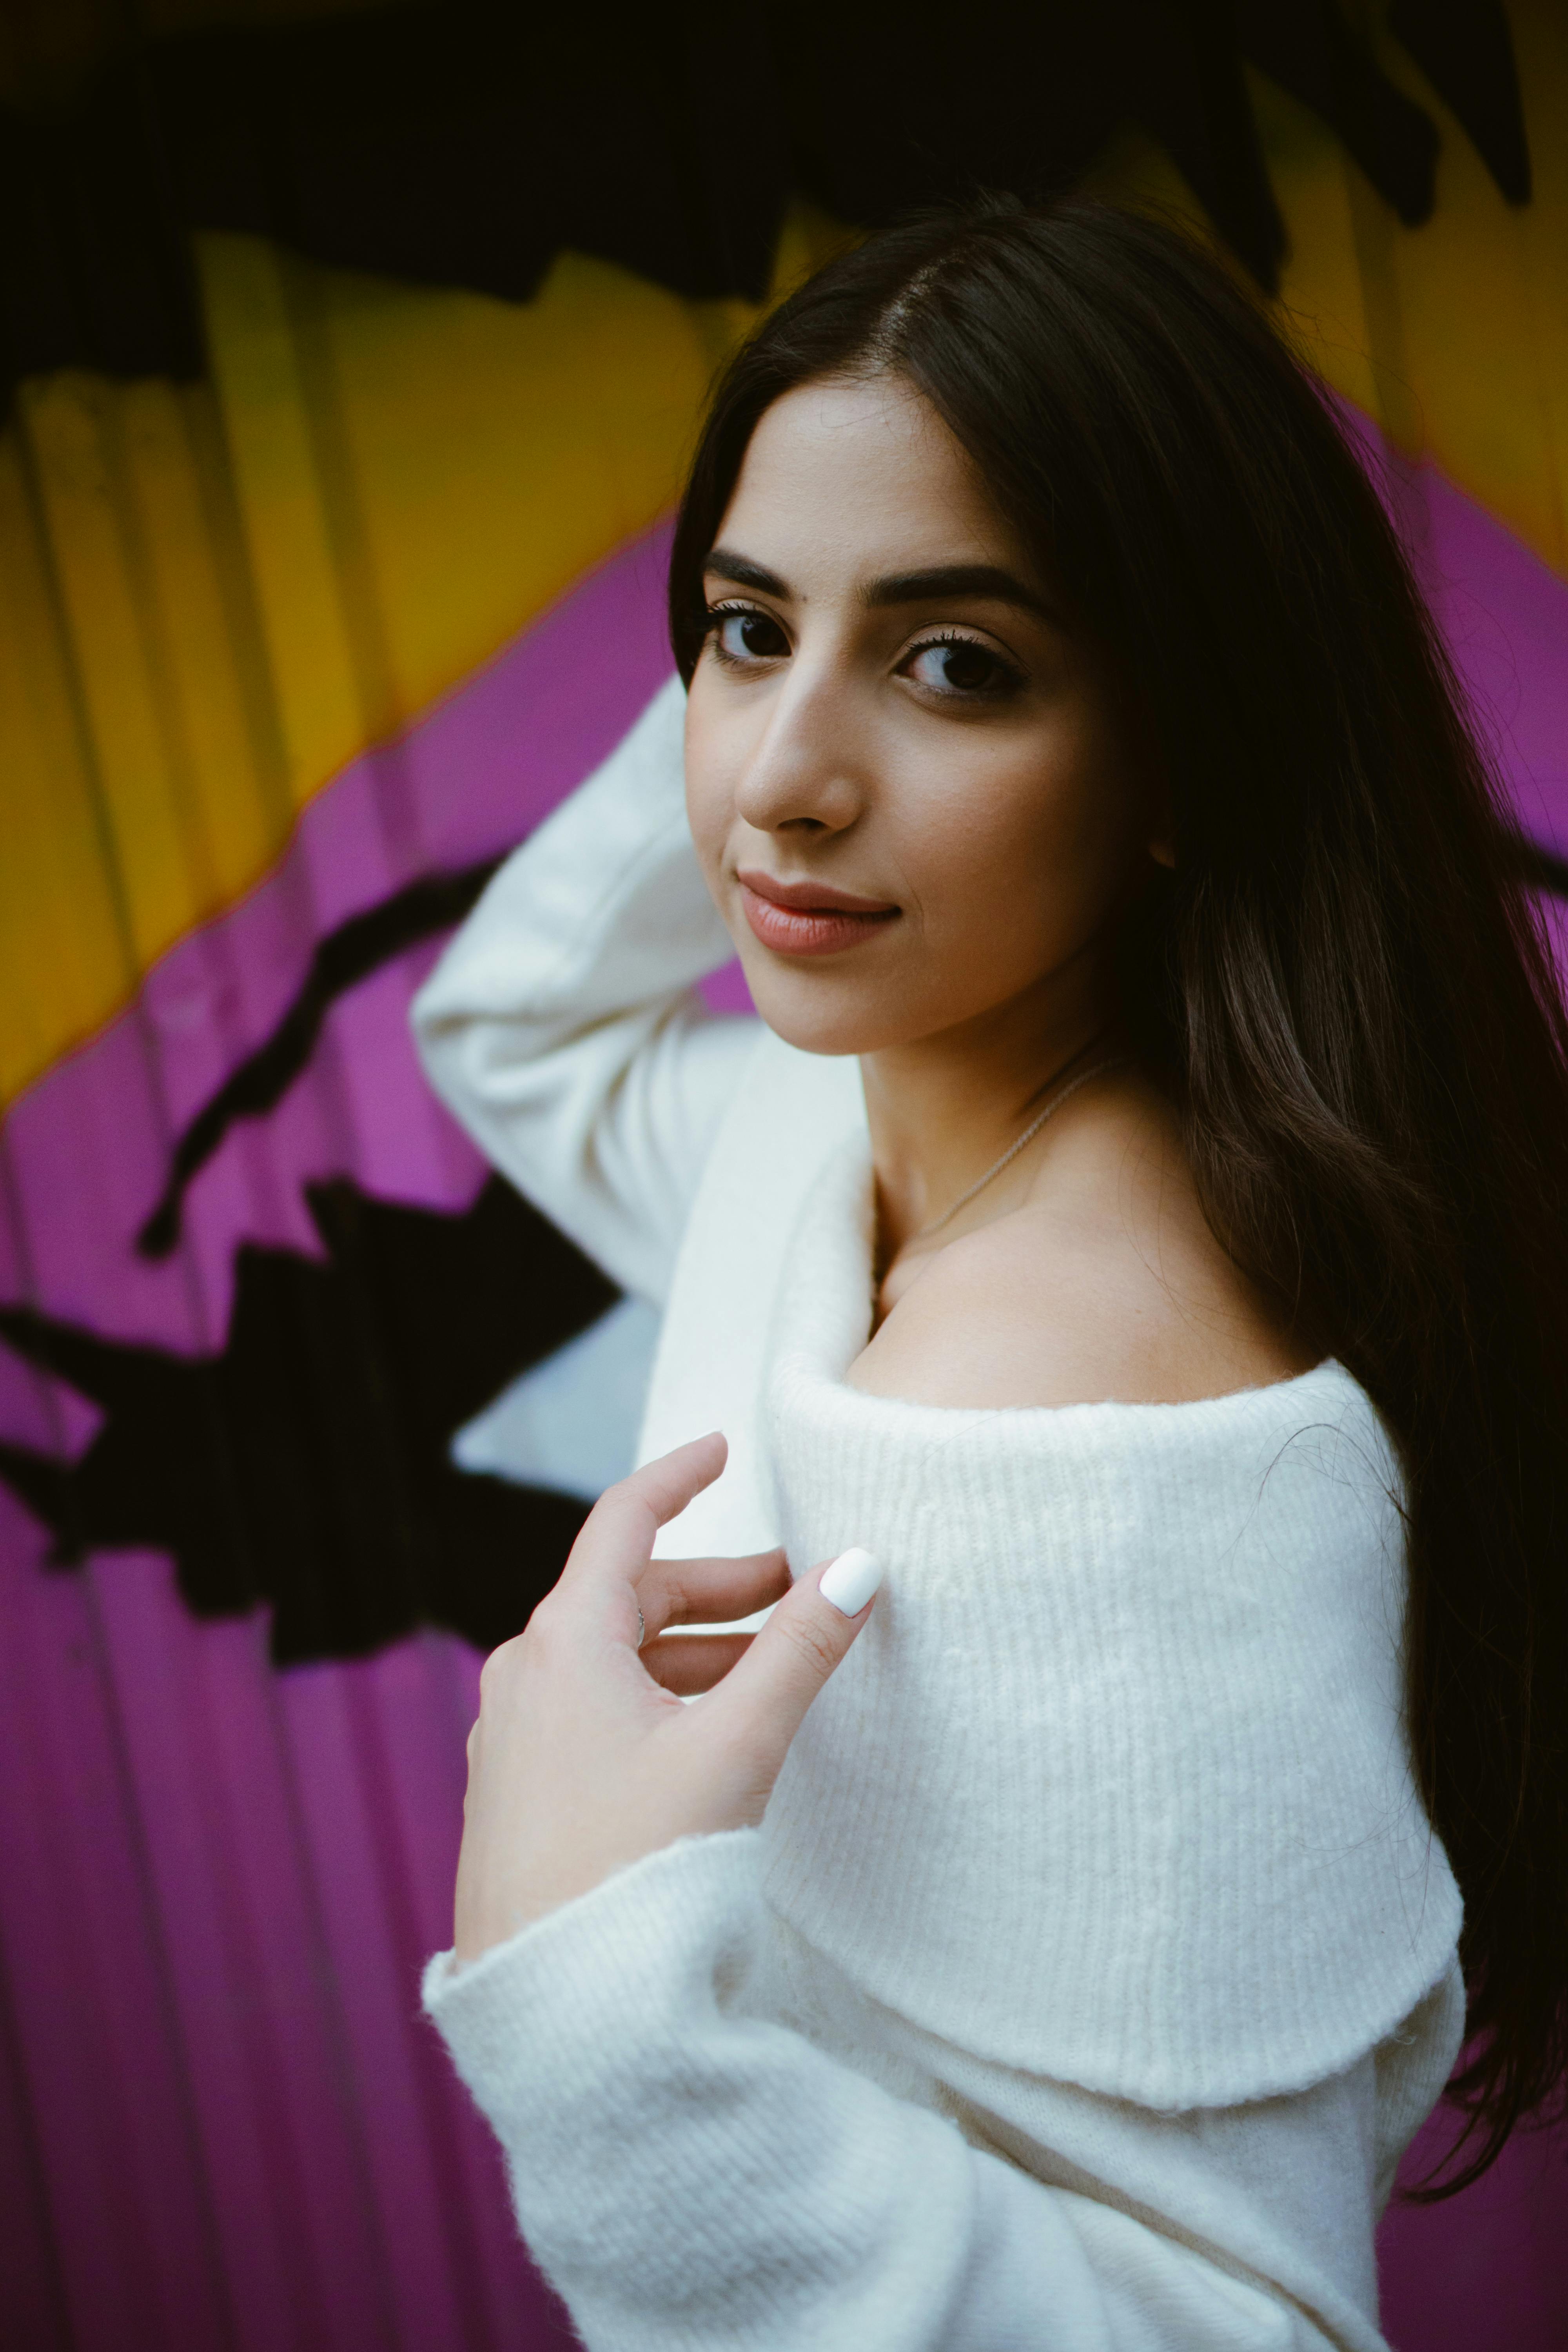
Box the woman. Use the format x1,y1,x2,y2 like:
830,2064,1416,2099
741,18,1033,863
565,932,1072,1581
414,200,1568,2349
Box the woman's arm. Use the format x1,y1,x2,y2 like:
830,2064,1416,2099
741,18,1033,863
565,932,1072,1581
425,1442,1319,2352
426,1833,1312,2352
411,675,760,1304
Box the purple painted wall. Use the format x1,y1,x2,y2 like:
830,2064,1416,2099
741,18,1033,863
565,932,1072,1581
1,453,1566,2348
0,522,679,2352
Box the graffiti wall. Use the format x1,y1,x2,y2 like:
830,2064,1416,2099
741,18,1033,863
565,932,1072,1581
2,6,1566,2345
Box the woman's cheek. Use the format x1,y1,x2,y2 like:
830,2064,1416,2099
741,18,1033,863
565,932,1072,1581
682,745,732,903
916,778,1063,960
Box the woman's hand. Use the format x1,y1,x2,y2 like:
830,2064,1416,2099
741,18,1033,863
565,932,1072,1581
452,1432,881,1964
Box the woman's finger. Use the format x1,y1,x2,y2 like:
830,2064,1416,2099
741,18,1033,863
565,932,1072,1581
638,1631,755,1695
699,1549,883,1775
558,1433,730,1609
636,1548,791,1641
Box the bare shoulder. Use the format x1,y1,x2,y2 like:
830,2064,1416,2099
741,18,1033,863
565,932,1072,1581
849,1093,1314,1410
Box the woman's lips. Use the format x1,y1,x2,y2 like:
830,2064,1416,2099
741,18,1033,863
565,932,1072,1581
737,872,900,958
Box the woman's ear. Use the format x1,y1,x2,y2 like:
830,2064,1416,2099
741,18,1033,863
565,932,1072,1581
1148,833,1176,870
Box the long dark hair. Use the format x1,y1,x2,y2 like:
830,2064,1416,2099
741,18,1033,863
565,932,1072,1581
668,197,1568,2189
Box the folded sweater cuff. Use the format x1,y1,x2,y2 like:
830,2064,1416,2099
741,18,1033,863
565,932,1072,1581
422,1828,763,2134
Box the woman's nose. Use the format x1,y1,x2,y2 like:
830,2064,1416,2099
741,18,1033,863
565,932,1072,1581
732,666,869,837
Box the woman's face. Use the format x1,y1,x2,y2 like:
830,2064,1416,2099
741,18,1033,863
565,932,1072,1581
684,373,1167,1060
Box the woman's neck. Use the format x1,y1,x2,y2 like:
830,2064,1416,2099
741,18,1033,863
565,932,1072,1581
859,964,1123,1262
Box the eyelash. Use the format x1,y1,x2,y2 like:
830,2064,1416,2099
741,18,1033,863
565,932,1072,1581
702,601,780,667
906,626,1025,700
701,602,1025,700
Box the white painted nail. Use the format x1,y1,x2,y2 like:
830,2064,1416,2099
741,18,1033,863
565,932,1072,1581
818,1546,884,1617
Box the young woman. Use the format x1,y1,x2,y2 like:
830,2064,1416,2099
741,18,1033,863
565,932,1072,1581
413,201,1568,2349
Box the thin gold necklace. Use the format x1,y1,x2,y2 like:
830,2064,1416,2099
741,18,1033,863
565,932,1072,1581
910,1054,1131,1242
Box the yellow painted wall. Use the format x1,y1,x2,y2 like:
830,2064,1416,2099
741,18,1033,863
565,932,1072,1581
1085,0,1568,572
2,0,1565,1111
0,207,846,1108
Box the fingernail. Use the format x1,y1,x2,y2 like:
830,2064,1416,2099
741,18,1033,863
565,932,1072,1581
819,1546,883,1617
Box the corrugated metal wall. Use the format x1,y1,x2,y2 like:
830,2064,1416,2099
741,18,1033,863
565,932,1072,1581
2,9,1567,2347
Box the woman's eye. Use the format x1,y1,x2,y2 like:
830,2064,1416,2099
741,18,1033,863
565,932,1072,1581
905,638,1018,698
712,609,789,663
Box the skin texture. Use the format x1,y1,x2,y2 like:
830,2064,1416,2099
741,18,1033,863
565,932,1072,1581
686,373,1312,1406
452,1437,871,1958
452,372,1312,1960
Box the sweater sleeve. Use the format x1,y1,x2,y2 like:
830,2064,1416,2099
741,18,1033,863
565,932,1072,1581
423,1835,1319,2352
410,674,762,1305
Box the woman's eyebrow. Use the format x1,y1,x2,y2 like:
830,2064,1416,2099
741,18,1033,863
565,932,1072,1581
702,550,1063,626
862,564,1060,622
704,549,789,597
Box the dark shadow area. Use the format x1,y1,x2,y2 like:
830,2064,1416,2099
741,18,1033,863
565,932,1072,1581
0,1176,615,1665
0,0,1531,409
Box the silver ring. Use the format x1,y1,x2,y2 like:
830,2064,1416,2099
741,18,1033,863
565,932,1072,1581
635,1603,645,1649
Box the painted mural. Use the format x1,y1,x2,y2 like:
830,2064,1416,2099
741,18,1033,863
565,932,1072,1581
2,6,1567,2347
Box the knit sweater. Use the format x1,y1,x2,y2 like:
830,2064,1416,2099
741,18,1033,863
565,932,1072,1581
414,676,1465,2351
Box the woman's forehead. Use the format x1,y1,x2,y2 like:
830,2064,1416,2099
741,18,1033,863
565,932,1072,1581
713,377,1037,601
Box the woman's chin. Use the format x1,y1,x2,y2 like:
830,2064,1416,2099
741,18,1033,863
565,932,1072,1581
742,966,918,1060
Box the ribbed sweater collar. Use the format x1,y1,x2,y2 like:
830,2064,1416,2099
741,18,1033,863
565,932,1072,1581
757,1136,1462,2109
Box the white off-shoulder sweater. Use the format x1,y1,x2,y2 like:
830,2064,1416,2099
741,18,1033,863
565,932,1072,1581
413,676,1465,2352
